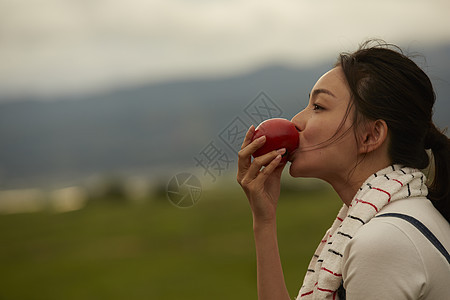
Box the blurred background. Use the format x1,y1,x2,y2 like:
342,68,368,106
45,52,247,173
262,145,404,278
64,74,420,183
0,0,449,299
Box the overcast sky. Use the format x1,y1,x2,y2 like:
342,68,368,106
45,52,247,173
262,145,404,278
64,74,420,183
1,0,450,99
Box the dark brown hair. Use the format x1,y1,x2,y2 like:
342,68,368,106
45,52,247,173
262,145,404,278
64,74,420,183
336,40,450,222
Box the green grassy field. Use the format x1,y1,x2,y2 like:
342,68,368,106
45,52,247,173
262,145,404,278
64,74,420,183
0,183,342,300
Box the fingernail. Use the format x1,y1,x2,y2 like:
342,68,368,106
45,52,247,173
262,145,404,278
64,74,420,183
277,148,286,154
256,136,266,142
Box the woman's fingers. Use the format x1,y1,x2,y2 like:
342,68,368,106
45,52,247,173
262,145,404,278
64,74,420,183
237,125,264,180
237,124,286,189
240,125,255,150
238,135,266,161
259,154,282,176
244,148,286,181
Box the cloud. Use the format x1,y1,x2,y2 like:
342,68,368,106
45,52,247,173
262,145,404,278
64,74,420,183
0,0,449,98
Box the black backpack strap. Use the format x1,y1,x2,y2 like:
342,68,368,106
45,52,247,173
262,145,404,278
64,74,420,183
376,213,450,264
337,281,346,300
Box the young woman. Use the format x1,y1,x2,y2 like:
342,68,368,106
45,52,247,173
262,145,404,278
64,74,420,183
237,41,450,300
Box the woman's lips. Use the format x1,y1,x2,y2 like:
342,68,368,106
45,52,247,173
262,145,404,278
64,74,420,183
288,132,301,162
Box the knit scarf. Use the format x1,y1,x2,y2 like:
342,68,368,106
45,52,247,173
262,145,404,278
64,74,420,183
296,165,428,300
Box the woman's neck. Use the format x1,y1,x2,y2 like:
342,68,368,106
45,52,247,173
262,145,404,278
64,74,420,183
329,158,392,207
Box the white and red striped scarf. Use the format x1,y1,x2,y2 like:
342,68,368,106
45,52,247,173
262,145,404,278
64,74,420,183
296,165,428,300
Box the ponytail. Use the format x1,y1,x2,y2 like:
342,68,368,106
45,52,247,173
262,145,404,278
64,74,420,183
425,124,450,223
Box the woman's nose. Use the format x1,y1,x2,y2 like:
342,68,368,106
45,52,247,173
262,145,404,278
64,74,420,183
291,110,306,132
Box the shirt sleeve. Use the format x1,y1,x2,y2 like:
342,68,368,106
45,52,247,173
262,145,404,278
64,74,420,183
342,219,427,300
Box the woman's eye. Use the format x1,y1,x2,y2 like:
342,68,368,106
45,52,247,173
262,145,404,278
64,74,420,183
313,104,324,111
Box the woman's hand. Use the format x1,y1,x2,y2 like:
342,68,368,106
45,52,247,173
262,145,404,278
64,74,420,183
237,125,287,225
237,125,292,300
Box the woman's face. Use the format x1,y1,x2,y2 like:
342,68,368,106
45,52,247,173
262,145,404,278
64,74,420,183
289,67,359,182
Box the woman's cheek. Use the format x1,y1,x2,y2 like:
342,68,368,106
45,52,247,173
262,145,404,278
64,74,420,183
301,124,321,147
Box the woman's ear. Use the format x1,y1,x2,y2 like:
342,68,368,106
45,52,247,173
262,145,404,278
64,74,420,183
358,119,389,154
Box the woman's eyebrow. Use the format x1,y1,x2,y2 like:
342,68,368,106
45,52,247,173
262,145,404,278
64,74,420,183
309,88,337,99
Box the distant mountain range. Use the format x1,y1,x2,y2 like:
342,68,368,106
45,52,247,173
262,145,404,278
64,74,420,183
1,46,449,189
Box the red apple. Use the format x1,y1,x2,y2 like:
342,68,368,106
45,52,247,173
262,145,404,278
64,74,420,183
251,118,299,163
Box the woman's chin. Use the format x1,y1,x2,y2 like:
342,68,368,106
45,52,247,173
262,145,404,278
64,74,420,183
288,163,299,177
288,160,313,178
